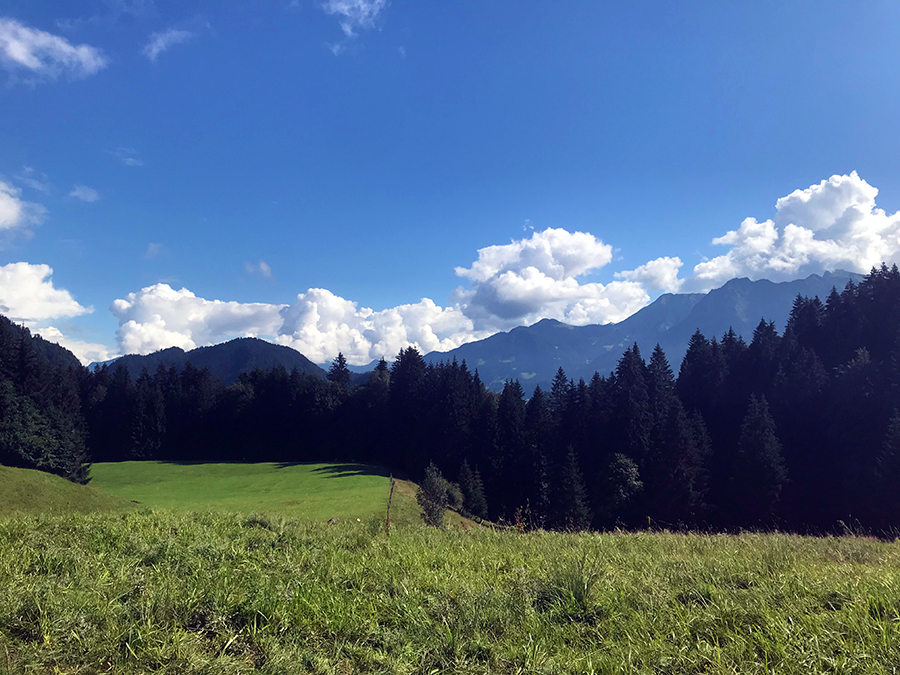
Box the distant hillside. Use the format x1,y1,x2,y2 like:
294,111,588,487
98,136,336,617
426,270,862,392
102,337,327,383
0,465,132,517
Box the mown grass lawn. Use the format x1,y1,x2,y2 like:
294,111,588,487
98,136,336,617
2,510,900,674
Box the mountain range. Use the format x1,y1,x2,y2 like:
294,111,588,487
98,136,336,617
91,271,861,391
423,271,862,393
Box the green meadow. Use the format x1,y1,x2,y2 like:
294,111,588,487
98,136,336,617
2,463,900,673
89,461,404,522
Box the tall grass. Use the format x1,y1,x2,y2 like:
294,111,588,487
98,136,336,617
2,511,900,673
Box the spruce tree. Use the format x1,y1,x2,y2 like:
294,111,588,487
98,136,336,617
458,459,489,519
731,394,787,526
553,447,592,531
875,410,900,530
327,352,352,388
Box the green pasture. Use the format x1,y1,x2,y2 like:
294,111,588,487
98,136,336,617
0,465,132,518
89,461,406,522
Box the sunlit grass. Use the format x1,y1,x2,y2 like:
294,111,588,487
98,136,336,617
2,511,899,674
90,461,408,522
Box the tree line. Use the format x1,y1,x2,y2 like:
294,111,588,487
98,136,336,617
4,265,900,532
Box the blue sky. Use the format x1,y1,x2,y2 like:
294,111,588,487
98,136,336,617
2,0,900,364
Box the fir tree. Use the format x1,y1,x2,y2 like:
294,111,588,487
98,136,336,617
553,447,592,531
731,394,787,526
327,352,352,388
458,459,489,519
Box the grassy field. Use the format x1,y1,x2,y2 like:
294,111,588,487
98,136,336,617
0,465,133,518
89,461,426,525
2,512,900,674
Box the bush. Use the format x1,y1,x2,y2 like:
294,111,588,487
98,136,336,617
416,462,449,527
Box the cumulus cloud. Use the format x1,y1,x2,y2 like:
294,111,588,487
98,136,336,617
689,172,900,291
0,181,46,238
142,27,193,62
615,256,684,293
108,228,671,364
0,17,108,82
275,288,487,365
69,185,100,202
452,227,649,330
0,263,91,322
111,284,284,355
35,326,116,365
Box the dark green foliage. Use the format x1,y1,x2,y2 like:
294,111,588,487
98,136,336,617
458,459,488,519
0,317,89,483
731,395,787,526
553,448,592,531
595,453,643,527
327,352,351,388
416,462,449,527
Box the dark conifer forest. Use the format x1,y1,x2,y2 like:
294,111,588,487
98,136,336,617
5,265,900,533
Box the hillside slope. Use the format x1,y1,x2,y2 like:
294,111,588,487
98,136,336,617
0,465,133,517
99,337,327,383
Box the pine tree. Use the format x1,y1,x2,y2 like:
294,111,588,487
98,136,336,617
525,385,553,523
875,410,900,529
458,459,489,519
553,447,592,531
731,394,787,526
612,345,651,463
327,352,352,388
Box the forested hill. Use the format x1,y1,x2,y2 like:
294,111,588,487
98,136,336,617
0,316,88,483
101,337,326,384
426,270,862,392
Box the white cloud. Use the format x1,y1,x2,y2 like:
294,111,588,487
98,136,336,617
276,288,486,365
322,0,387,37
689,172,900,291
0,262,91,322
35,326,116,365
109,227,671,364
615,256,683,293
69,185,100,202
452,227,648,330
15,167,52,193
142,28,193,62
322,0,387,54
111,284,285,355
109,146,143,167
0,17,108,82
0,180,46,236
245,260,273,278
143,242,163,258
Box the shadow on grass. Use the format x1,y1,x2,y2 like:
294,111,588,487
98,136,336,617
299,463,392,479
150,460,397,480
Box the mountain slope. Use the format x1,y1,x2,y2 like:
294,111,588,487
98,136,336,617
426,271,862,392
105,337,327,383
